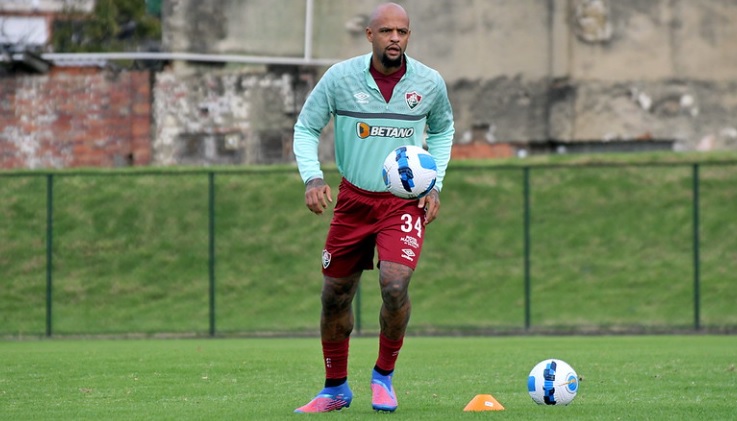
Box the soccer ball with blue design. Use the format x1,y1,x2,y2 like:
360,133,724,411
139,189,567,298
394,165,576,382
527,359,579,406
382,145,437,199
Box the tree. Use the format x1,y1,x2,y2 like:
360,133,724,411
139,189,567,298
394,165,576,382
51,0,161,54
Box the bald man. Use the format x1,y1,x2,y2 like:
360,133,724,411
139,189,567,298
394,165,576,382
293,2,454,413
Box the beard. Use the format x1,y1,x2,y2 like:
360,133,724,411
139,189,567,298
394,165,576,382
380,51,403,69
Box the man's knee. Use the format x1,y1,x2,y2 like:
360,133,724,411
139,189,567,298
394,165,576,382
381,278,407,298
321,273,361,311
379,262,412,305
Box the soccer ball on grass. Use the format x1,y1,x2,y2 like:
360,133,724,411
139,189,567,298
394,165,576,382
527,359,579,406
382,145,437,199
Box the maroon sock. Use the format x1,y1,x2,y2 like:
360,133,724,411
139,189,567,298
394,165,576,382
375,334,404,373
322,338,349,380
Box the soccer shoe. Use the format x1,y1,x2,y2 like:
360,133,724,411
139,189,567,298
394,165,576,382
294,383,353,413
371,369,398,412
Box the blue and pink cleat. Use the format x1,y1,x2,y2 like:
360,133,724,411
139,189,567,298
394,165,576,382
294,383,353,413
295,371,398,413
371,369,398,412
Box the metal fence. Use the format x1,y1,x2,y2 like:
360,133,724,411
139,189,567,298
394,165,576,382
1,161,736,337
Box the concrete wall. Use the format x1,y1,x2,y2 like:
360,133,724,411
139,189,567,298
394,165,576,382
163,0,737,81
152,69,299,165
0,0,94,13
159,0,737,157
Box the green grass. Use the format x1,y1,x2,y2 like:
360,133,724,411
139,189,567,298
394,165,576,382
1,336,735,420
1,151,737,336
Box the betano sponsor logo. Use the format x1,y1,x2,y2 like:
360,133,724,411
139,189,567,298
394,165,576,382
356,122,415,139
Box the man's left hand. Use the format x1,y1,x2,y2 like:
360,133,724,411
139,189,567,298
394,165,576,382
418,189,440,225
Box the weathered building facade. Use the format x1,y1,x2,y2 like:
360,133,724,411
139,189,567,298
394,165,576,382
156,0,737,165
1,0,736,168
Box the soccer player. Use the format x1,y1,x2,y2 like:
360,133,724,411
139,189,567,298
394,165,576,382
292,2,454,413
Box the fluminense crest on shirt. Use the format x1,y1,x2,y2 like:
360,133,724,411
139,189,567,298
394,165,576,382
405,91,422,109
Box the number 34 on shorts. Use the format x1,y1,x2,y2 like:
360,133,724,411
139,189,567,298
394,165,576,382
399,213,423,238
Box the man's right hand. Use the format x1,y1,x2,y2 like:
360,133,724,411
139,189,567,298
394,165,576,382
304,178,332,215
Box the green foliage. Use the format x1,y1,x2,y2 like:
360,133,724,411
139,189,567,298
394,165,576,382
51,0,161,53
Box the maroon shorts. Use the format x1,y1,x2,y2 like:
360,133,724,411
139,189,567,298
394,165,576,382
321,179,427,278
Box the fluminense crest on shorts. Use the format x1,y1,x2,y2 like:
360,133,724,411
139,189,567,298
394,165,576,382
405,91,422,109
322,249,332,269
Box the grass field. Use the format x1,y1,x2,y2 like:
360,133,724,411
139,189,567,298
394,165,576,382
1,151,737,336
1,335,735,420
1,152,736,419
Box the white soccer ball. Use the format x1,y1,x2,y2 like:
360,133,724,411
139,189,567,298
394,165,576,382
527,359,579,406
382,145,437,199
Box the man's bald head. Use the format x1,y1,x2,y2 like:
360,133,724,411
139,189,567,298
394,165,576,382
368,2,410,29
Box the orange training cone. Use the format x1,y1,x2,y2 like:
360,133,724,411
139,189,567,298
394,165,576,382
463,394,505,411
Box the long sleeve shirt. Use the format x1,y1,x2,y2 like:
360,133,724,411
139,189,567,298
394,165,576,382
293,53,455,192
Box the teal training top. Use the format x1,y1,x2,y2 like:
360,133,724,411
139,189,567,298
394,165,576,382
293,53,455,192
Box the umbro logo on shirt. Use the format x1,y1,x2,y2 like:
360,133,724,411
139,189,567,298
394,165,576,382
354,91,370,104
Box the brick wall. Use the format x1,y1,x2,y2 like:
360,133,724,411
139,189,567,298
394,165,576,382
0,68,152,169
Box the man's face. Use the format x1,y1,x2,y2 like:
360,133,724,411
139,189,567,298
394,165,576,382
366,7,411,70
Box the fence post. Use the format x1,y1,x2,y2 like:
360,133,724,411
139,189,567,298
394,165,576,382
523,167,531,330
45,174,54,337
209,171,216,337
692,164,701,330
